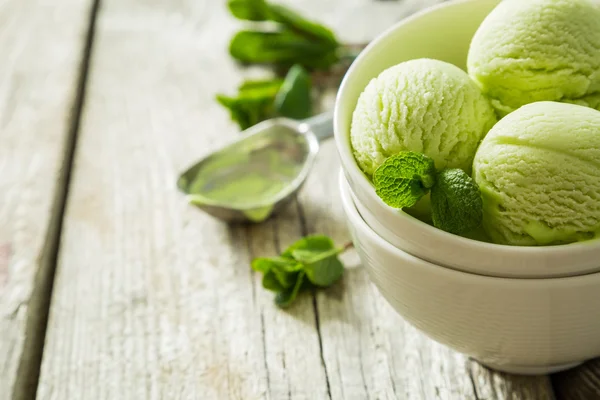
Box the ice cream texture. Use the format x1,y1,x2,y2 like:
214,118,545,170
350,58,497,176
468,0,600,116
473,101,600,246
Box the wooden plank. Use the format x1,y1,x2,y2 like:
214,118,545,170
37,0,557,399
0,0,95,398
36,1,269,398
553,360,600,400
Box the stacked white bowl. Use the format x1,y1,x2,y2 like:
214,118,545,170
334,0,600,375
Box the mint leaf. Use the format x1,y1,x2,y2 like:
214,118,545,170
251,235,351,308
216,78,283,130
238,79,283,94
251,257,275,273
267,4,339,45
216,65,311,130
281,234,335,258
229,30,338,70
216,94,275,130
373,152,437,209
272,267,298,288
275,272,305,308
227,0,340,68
274,65,312,120
227,0,341,51
290,248,339,263
291,247,344,287
431,169,483,235
262,270,284,292
227,0,271,21
252,256,302,289
252,256,302,272
283,235,343,287
303,254,344,287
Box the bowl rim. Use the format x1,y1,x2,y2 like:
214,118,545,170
333,0,600,256
339,169,600,285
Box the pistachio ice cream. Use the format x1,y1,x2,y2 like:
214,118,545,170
350,58,496,176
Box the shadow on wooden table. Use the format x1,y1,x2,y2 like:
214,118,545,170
552,358,600,399
275,267,362,324
466,359,555,397
317,264,361,303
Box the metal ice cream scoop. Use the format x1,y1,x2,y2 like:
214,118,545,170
177,112,333,223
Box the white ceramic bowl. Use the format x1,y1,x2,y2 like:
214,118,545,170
333,0,600,278
339,170,600,375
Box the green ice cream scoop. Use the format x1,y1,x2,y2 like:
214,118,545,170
350,58,497,176
473,101,600,246
468,0,600,116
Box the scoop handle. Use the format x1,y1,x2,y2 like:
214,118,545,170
299,112,333,144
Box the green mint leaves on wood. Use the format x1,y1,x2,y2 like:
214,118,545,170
216,79,282,130
229,30,338,70
251,235,347,308
273,65,312,119
227,0,340,70
221,0,364,130
373,151,483,235
217,65,312,130
220,0,342,129
431,169,483,235
373,152,437,208
228,0,271,21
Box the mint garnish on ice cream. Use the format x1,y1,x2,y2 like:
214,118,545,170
373,152,436,209
431,169,483,235
374,152,483,235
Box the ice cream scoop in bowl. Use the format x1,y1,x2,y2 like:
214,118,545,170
334,0,600,278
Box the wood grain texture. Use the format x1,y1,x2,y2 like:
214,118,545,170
37,0,555,398
0,0,93,397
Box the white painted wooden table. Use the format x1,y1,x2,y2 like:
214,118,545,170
1,0,599,399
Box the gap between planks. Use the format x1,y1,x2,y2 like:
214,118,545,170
10,1,101,399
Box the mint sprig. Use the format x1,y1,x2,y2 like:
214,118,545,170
219,0,364,130
217,64,312,130
252,235,351,308
373,152,483,235
216,79,282,130
226,0,340,69
373,152,437,208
